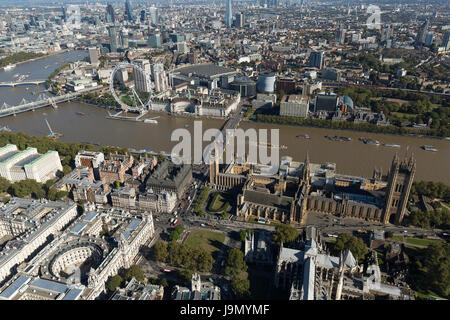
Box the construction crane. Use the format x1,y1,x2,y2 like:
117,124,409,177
45,119,62,139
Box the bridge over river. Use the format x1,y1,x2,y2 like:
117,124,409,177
0,87,102,118
0,80,46,87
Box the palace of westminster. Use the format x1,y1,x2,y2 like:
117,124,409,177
209,152,416,227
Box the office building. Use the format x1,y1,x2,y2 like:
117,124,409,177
140,10,146,23
149,6,158,25
309,51,324,69
148,33,161,48
235,12,244,28
176,41,189,54
108,26,119,53
229,76,256,97
0,199,78,284
106,3,115,23
0,144,62,183
425,33,433,46
225,0,233,28
257,72,276,93
416,20,429,45
133,59,151,93
61,6,67,21
125,0,134,21
120,30,129,49
335,27,346,45
75,151,105,169
88,47,99,66
146,161,192,198
280,95,309,118
0,206,154,300
276,78,296,94
152,63,168,93
321,67,341,81
314,92,338,112
443,31,450,50
169,33,184,43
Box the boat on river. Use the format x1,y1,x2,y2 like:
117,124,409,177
325,135,352,142
383,143,401,148
422,145,438,152
359,137,380,146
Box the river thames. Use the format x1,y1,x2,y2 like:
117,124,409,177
0,51,448,183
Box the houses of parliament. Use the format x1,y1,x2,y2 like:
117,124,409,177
208,152,416,226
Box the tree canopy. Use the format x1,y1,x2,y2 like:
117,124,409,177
231,274,251,298
106,275,122,292
225,248,248,275
334,233,368,262
169,225,185,242
273,224,299,245
153,241,214,273
123,265,145,283
419,242,450,298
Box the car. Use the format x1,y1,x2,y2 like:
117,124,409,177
403,230,408,233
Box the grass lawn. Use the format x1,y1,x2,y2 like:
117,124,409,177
390,112,417,120
405,237,442,247
184,229,226,257
391,236,442,247
207,192,230,212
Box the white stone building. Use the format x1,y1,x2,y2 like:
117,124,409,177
0,144,63,183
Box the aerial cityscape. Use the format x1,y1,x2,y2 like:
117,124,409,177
0,0,448,306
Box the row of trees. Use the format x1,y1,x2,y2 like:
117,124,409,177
253,113,445,137
225,248,250,298
405,209,450,230
153,241,214,273
410,181,450,202
0,177,67,201
408,242,450,299
169,225,185,242
193,186,210,216
106,265,145,292
0,52,44,68
78,92,120,108
334,86,449,136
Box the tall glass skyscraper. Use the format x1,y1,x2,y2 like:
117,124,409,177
106,4,115,23
125,0,134,21
225,0,233,27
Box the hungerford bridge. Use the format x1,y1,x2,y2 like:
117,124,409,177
0,80,46,87
0,87,99,118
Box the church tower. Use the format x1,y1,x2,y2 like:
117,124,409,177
383,154,416,224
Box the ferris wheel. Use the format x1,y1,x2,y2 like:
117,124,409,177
109,62,152,113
